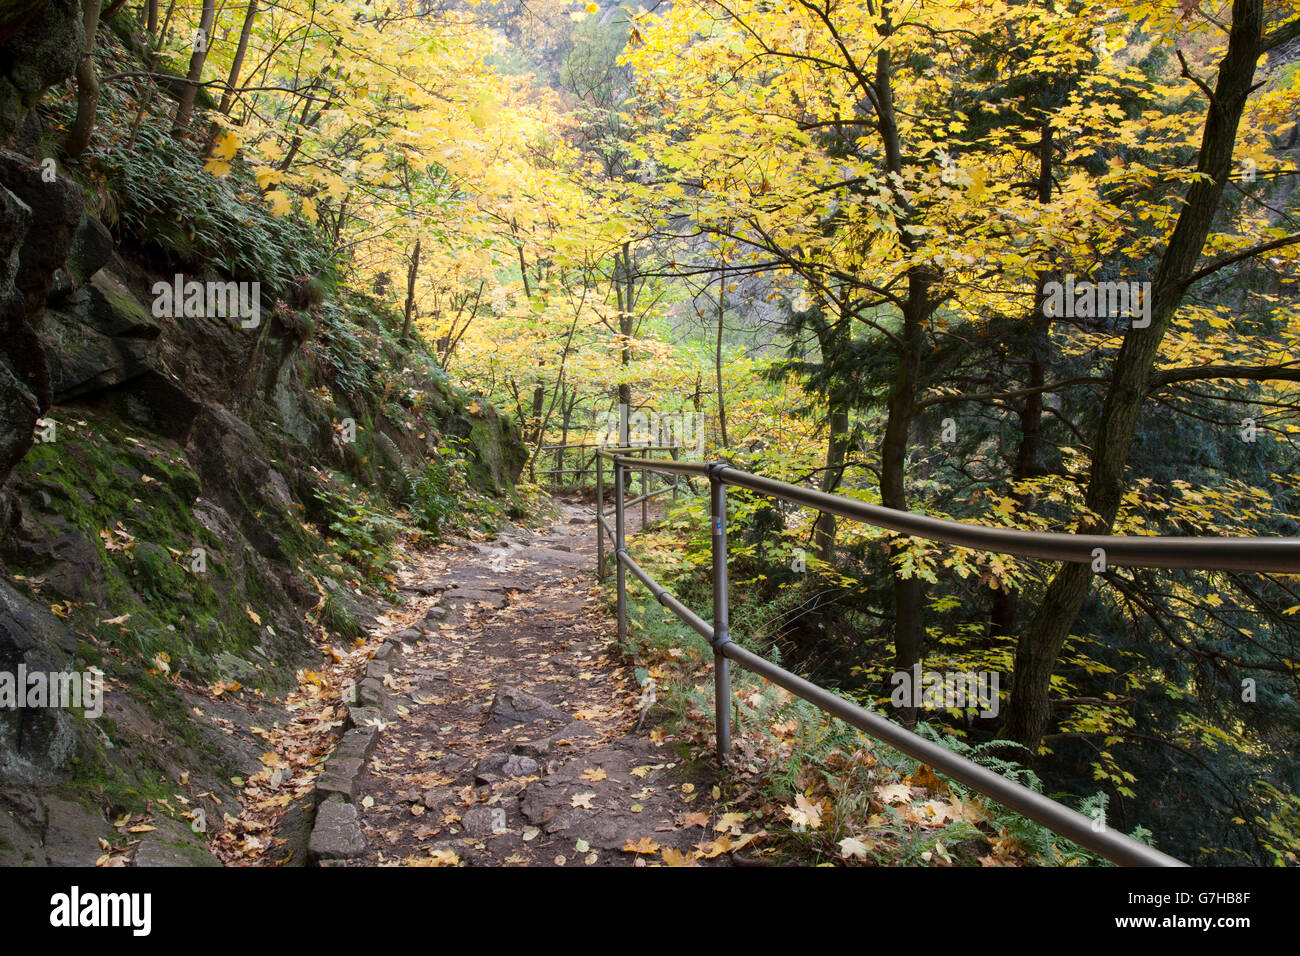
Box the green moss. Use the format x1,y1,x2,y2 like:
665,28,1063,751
66,725,176,817
8,411,279,688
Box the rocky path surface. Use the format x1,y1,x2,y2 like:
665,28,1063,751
309,497,744,867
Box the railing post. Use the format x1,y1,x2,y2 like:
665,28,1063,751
596,452,604,583
641,446,648,530
671,446,679,505
708,463,732,763
615,458,627,645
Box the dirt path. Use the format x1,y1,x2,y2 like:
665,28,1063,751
332,497,744,867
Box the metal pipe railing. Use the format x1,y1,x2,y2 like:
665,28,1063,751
608,456,1300,572
586,452,1300,867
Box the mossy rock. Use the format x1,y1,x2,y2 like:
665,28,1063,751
85,271,160,338
130,542,184,598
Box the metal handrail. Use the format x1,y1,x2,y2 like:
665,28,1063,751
607,457,1300,571
587,450,1300,867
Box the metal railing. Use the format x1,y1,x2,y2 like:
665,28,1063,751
538,442,685,515
593,450,1300,867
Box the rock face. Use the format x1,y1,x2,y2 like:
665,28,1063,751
0,182,38,494
0,0,84,146
0,579,77,784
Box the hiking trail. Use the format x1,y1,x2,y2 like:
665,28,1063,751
309,496,750,867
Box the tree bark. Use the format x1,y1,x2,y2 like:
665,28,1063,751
172,0,216,133
616,242,634,445
715,257,729,449
64,0,103,159
401,238,421,341
872,29,933,717
217,0,258,116
812,297,851,561
1004,0,1266,752
882,270,929,700
993,121,1056,640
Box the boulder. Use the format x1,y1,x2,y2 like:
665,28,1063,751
85,271,160,338
66,214,113,286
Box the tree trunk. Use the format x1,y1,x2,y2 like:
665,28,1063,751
401,238,421,341
993,121,1056,640
812,298,852,561
616,242,634,446
217,0,258,116
715,257,729,449
64,0,102,159
881,272,930,717
1004,0,1266,753
172,0,216,133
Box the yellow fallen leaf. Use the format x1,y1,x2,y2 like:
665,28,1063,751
662,847,698,866
715,812,747,833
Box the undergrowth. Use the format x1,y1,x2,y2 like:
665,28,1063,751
606,494,1162,867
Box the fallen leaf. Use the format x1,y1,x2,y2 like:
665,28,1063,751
839,836,873,861
910,765,944,792
622,837,660,855
715,812,747,833
876,783,913,805
695,836,732,859
662,847,699,866
784,792,823,831
416,849,459,867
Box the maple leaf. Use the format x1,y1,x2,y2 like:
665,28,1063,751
580,767,608,783
695,836,731,859
415,849,459,867
876,783,913,805
622,837,660,855
949,794,987,826
571,792,596,809
212,130,240,160
783,793,823,831
839,836,873,861
678,812,710,829
715,812,747,833
909,765,944,793
918,800,955,826
265,190,293,217
661,847,698,866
